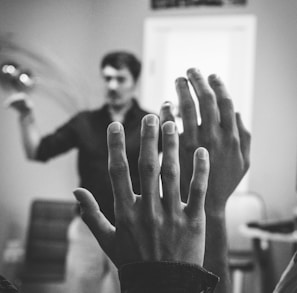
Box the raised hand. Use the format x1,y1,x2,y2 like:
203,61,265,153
160,68,251,293
73,114,210,268
4,92,33,115
160,69,251,211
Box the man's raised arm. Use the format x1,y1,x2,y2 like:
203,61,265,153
5,92,40,160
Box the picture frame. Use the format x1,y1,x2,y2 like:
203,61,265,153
151,0,247,9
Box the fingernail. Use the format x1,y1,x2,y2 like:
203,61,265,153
209,74,221,84
146,114,158,126
109,122,121,133
209,74,218,81
163,121,175,134
197,147,208,160
162,101,172,108
187,68,200,76
175,77,188,85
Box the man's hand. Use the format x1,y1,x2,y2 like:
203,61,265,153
161,68,251,214
4,92,33,115
160,68,251,293
73,114,210,268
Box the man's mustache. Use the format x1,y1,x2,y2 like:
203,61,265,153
107,90,119,98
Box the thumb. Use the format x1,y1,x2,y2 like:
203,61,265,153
73,188,117,264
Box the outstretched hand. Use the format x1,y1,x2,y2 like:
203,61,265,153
160,69,251,214
73,114,210,268
160,68,251,293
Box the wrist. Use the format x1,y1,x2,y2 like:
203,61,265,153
205,206,226,220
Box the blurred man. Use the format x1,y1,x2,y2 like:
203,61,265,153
6,51,151,293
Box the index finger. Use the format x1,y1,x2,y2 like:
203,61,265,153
175,77,199,143
187,68,219,130
107,122,134,209
159,101,175,126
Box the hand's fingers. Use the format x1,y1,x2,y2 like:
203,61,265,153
175,77,199,142
185,147,210,219
159,101,175,125
236,113,251,171
187,68,219,130
73,188,116,260
3,93,32,108
208,74,229,102
161,121,181,212
138,114,161,206
107,122,134,209
208,74,236,131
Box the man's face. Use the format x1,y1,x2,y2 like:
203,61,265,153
102,65,137,109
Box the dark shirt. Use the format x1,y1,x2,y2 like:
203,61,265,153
119,262,219,293
36,99,150,224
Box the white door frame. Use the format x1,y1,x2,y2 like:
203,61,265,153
141,15,257,191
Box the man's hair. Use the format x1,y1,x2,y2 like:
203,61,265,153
100,51,141,82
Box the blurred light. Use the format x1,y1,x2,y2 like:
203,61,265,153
1,64,20,77
1,62,35,90
18,72,34,87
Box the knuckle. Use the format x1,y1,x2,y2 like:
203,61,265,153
180,99,194,115
204,92,216,103
228,133,241,148
191,181,207,195
141,129,158,139
109,161,128,177
161,163,179,179
220,130,239,148
201,129,220,148
168,213,184,227
108,139,122,150
139,160,159,175
144,211,164,228
188,215,205,231
223,136,241,155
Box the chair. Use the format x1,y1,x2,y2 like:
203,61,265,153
226,191,267,293
18,199,76,291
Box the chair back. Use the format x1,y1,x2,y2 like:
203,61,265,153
22,199,76,282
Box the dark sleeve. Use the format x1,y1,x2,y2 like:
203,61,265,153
36,114,82,162
0,275,18,292
118,261,219,293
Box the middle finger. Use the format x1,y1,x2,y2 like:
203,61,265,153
187,68,219,131
138,114,161,207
